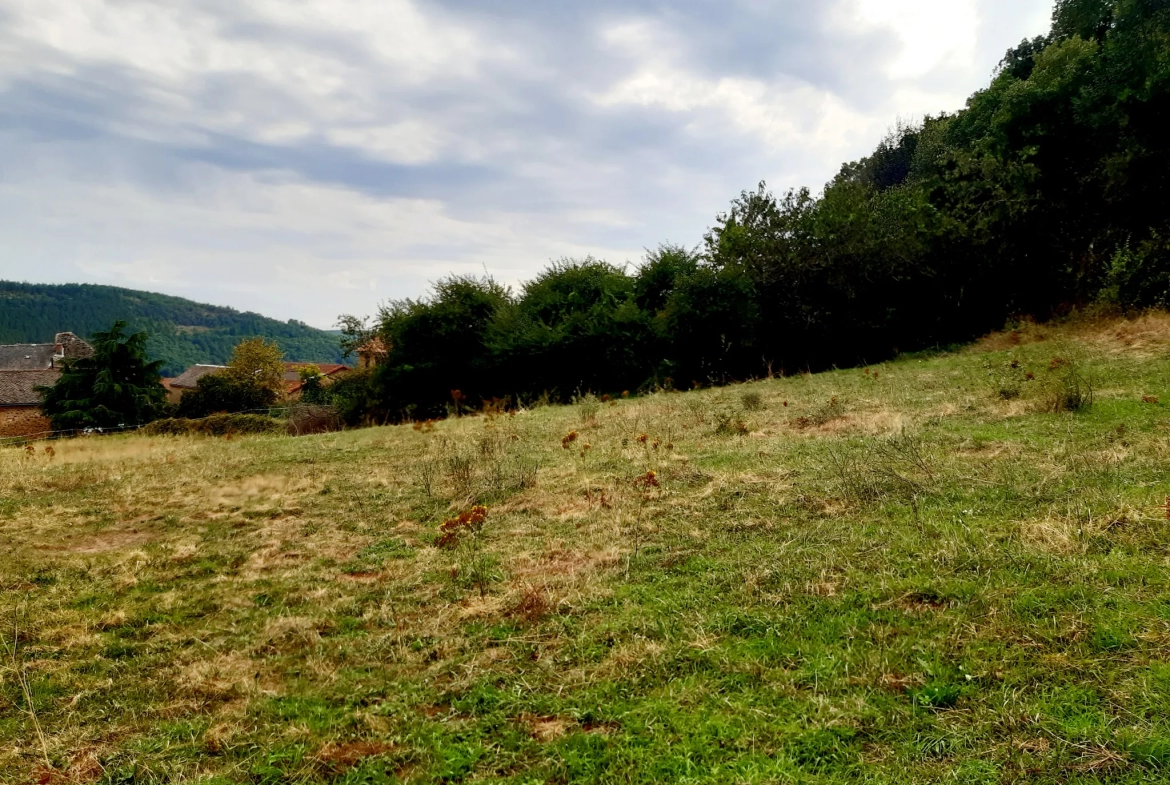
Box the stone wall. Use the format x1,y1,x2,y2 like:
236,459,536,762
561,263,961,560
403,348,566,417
0,406,52,438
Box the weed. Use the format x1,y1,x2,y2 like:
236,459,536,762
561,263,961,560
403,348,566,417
1038,358,1094,412
793,396,845,428
986,358,1031,399
912,682,963,710
436,506,496,597
713,404,750,436
826,431,934,503
682,396,708,424
444,450,476,497
417,460,439,497
741,390,765,411
573,393,601,425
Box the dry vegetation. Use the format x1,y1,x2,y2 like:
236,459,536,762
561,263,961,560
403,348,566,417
3,314,1170,784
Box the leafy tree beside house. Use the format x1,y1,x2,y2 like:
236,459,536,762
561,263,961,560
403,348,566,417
226,337,286,397
38,321,168,430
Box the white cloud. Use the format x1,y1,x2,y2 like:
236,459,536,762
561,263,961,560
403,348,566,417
0,0,1055,326
850,0,980,79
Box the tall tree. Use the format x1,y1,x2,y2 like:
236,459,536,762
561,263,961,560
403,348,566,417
226,338,286,398
38,321,167,430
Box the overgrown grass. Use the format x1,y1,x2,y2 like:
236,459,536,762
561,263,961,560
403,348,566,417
3,314,1170,783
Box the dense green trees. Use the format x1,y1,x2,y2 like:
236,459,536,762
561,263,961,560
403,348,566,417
349,0,1170,420
38,322,168,430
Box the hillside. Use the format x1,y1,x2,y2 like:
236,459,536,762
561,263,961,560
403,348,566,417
3,313,1170,783
0,281,345,376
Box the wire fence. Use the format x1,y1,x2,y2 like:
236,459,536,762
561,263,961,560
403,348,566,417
0,407,292,448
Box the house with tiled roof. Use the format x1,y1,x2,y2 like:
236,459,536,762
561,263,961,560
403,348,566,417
0,332,93,437
356,338,389,369
161,361,351,403
282,363,351,396
161,364,227,404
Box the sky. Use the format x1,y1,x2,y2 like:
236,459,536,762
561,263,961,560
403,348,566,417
0,0,1053,328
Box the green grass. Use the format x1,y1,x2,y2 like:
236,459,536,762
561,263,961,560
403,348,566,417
3,315,1170,783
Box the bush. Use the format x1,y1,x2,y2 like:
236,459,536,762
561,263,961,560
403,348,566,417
142,414,284,437
177,374,278,418
986,359,1031,400
141,418,193,437
713,404,750,436
327,369,383,426
286,404,343,435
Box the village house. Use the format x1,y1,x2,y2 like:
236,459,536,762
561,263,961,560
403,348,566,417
356,338,388,369
162,364,227,404
0,332,94,437
281,363,350,397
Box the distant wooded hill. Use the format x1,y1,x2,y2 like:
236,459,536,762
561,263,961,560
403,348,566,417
0,281,345,376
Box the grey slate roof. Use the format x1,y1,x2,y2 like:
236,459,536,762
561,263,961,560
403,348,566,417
0,344,57,370
170,364,227,389
0,370,59,405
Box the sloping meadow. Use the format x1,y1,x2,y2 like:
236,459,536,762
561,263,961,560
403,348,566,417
2,315,1170,784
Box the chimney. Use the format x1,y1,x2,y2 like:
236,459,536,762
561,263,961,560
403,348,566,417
54,332,95,360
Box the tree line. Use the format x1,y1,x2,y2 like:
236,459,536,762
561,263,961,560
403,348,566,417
331,0,1170,423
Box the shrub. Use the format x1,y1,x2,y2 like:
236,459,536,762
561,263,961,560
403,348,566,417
741,389,765,411
141,418,193,437
177,374,277,418
327,369,384,426
143,414,284,437
286,404,343,435
792,396,846,429
1038,358,1094,413
574,393,601,425
713,406,750,436
986,359,1031,400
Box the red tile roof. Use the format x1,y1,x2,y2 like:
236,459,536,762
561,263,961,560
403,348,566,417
282,362,352,393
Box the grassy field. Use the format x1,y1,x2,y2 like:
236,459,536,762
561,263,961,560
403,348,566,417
4,314,1170,784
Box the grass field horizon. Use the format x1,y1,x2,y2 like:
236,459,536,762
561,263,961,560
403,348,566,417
4,312,1170,784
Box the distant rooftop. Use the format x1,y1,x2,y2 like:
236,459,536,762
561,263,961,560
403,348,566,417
169,364,228,389
0,344,58,371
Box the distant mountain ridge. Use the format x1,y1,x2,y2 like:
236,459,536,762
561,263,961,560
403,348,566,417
0,281,345,376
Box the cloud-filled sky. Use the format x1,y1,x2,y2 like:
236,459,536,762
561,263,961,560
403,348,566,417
0,0,1052,328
